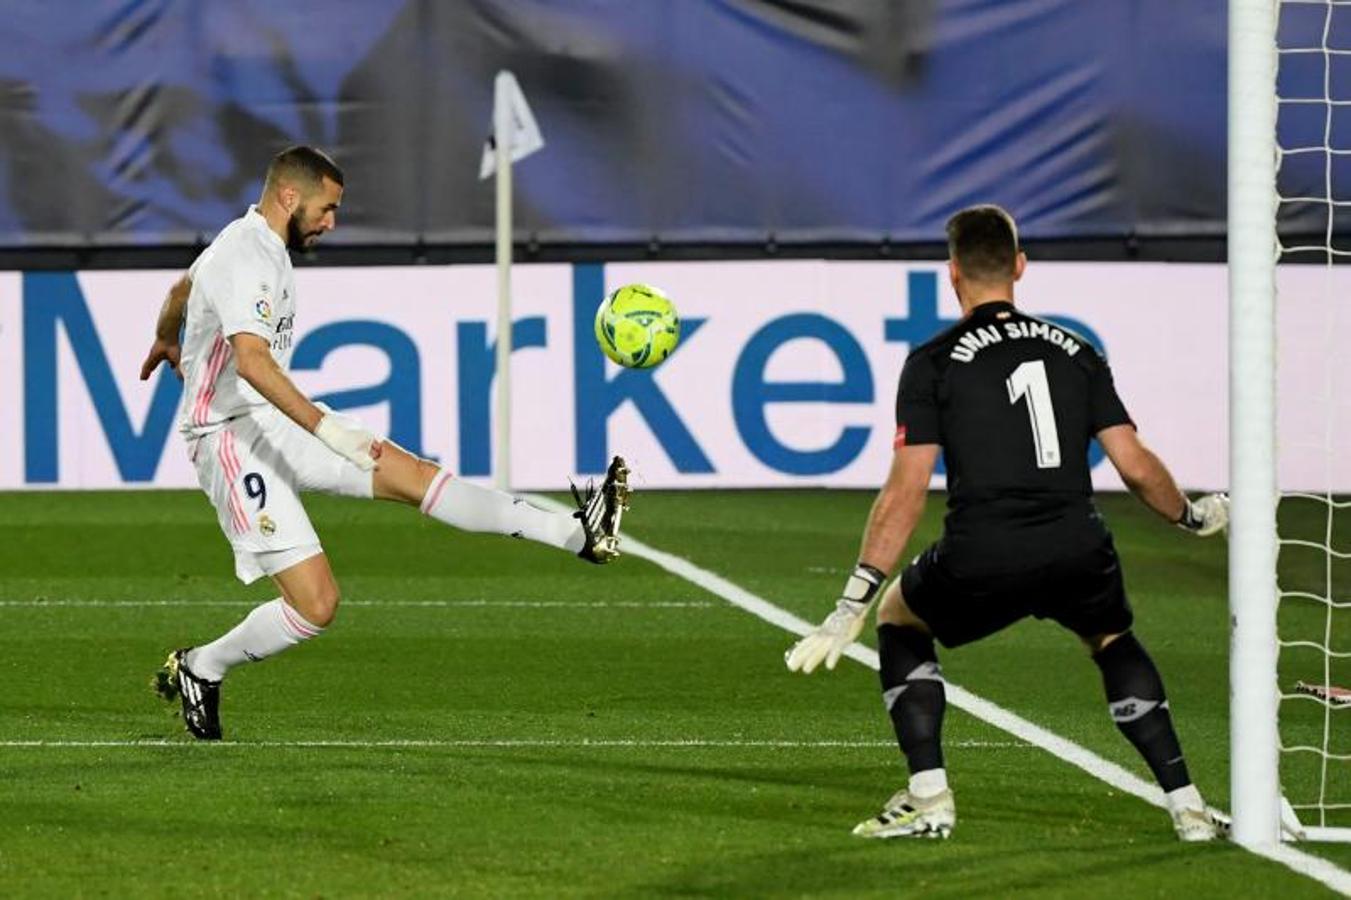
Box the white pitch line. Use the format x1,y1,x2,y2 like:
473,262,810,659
524,495,1351,896
0,738,1029,750
0,599,716,609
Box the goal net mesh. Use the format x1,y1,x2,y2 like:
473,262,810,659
1275,0,1351,834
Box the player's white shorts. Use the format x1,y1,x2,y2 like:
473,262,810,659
187,404,375,584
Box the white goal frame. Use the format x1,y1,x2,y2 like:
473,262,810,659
1229,0,1282,848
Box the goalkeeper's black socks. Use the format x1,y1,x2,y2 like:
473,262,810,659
1093,631,1191,792
877,624,946,775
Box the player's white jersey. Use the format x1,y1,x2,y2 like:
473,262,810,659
178,206,298,437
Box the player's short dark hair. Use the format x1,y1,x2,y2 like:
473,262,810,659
265,145,344,192
946,205,1019,282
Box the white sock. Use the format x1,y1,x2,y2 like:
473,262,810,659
909,768,949,799
1166,783,1204,814
185,598,323,681
420,470,584,552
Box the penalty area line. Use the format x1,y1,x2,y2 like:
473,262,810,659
524,494,1351,896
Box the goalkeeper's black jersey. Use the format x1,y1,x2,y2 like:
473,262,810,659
894,301,1132,575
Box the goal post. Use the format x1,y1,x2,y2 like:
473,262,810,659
1229,0,1282,847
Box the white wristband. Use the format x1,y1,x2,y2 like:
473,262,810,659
840,563,886,605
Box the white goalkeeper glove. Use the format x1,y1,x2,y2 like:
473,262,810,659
314,414,378,472
785,563,886,674
1176,492,1229,537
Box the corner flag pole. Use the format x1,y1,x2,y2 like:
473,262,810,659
492,73,514,492
483,71,544,492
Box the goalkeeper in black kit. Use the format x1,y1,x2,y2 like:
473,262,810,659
786,205,1229,842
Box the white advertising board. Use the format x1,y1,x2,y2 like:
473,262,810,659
0,261,1345,492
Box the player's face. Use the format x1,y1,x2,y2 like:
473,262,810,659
286,177,343,250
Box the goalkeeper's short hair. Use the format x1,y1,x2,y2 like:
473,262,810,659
946,205,1019,282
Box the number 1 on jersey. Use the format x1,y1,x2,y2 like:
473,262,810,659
1006,360,1061,469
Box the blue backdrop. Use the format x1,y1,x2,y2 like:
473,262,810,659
0,1,1337,248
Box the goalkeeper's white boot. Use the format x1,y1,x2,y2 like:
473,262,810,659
852,789,955,839
1171,806,1230,842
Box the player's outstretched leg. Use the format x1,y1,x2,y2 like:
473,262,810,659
855,622,954,839
1091,631,1227,841
392,448,630,564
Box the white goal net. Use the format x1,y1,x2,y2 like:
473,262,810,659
1274,0,1351,843
1233,0,1351,844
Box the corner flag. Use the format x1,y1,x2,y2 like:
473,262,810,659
479,71,544,180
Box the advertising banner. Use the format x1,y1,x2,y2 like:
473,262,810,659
1,261,1344,493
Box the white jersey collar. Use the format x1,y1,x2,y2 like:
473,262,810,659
246,205,286,250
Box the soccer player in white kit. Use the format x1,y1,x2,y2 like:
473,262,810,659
140,146,629,740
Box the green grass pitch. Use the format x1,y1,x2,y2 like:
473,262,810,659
0,488,1348,897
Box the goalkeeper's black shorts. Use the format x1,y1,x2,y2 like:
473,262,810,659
900,537,1133,649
